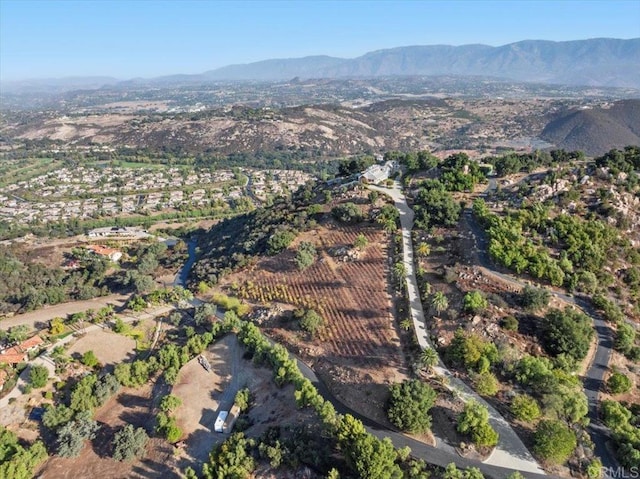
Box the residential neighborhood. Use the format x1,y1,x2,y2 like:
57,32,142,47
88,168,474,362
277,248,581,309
0,164,313,225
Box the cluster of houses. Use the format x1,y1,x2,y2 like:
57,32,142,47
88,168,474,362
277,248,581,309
248,169,312,202
0,166,243,225
0,164,314,226
0,335,44,366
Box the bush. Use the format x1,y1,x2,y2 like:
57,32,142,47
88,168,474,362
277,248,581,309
298,309,324,339
81,350,99,368
607,372,632,394
519,286,550,311
473,371,499,396
29,365,49,389
387,379,437,433
510,395,541,422
235,388,251,412
501,315,519,332
112,424,148,461
457,400,498,447
533,420,577,464
463,291,488,313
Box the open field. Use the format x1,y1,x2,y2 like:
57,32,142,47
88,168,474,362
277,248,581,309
66,328,137,366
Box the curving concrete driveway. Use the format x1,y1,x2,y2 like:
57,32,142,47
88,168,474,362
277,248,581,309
368,182,545,474
463,209,617,473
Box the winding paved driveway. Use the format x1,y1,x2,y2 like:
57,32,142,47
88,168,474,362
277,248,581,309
369,182,545,474
462,206,617,473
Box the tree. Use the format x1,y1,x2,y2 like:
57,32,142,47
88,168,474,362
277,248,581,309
533,420,577,464
7,325,30,343
194,303,217,326
431,291,449,314
510,395,541,422
354,234,369,251
332,203,362,223
160,394,182,413
29,365,49,388
81,350,99,368
387,379,437,433
463,291,488,313
56,410,100,458
112,424,148,461
457,400,498,447
49,317,65,335
202,433,255,479
615,323,636,355
519,286,551,311
42,404,74,430
267,229,297,255
234,388,251,412
295,242,317,270
299,309,324,339
607,372,632,394
540,308,593,361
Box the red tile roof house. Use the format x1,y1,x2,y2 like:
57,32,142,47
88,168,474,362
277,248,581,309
0,335,45,365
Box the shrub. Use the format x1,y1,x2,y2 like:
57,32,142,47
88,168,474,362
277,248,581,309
473,371,499,396
511,394,541,422
463,291,488,313
533,420,577,464
501,315,519,331
457,400,498,447
29,365,49,389
607,372,632,394
519,286,550,311
81,350,99,368
298,309,324,339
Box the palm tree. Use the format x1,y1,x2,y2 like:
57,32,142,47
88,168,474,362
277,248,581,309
431,291,449,314
419,348,438,372
417,242,431,257
400,318,413,331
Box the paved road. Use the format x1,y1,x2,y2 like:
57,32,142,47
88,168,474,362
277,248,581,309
0,294,130,332
292,343,553,479
466,178,618,473
368,182,544,474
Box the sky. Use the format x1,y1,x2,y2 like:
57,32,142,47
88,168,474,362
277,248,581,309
1,0,639,81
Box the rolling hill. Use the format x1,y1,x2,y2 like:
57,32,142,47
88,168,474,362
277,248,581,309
541,99,640,155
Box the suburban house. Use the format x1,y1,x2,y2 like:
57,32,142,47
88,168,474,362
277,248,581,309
359,160,399,184
0,335,44,365
86,244,123,262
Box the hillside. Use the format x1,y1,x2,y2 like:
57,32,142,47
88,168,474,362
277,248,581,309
0,98,554,157
541,99,640,155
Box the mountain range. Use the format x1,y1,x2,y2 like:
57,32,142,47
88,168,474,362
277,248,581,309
2,38,640,92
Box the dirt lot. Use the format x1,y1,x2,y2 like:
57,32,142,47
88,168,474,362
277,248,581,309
66,328,137,366
221,218,409,426
172,334,319,474
37,382,179,479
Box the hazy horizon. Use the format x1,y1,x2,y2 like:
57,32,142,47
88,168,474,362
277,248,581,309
2,0,639,82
